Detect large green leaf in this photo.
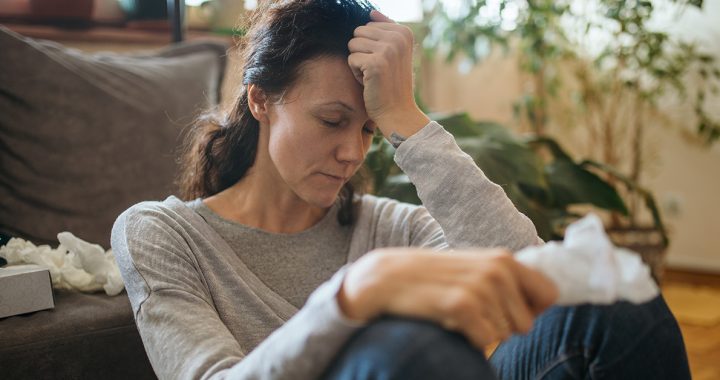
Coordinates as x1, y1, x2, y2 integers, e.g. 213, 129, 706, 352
581, 159, 669, 247
364, 137, 395, 192
503, 184, 556, 241
544, 160, 628, 214
429, 112, 479, 137
431, 112, 516, 140
362, 111, 635, 242
377, 174, 421, 205
457, 137, 547, 189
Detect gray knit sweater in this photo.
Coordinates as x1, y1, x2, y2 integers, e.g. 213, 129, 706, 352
111, 121, 539, 380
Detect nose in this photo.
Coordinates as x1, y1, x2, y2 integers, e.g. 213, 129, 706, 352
335, 128, 366, 166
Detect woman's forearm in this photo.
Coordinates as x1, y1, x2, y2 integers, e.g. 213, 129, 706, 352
393, 121, 539, 251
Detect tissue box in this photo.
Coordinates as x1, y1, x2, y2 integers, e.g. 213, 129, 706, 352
0, 264, 55, 318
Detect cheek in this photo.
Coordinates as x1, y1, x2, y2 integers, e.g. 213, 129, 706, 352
268, 125, 302, 173
267, 120, 326, 178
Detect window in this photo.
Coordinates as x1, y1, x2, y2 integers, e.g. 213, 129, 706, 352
373, 0, 423, 23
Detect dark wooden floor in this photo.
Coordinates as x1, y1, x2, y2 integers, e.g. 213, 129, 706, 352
663, 269, 720, 380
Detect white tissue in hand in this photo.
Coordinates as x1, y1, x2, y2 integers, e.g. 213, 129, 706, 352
0, 233, 124, 296
515, 214, 659, 305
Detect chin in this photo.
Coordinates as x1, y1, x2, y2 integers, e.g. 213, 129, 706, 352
304, 189, 341, 209
313, 194, 340, 209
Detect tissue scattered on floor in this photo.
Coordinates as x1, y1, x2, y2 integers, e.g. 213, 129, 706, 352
515, 213, 659, 305
0, 233, 124, 296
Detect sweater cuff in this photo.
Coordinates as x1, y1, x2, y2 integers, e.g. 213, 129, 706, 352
393, 120, 454, 168
306, 265, 368, 329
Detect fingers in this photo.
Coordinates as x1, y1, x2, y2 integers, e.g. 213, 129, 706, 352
437, 288, 499, 348
345, 9, 419, 129
456, 313, 497, 349
352, 25, 383, 41
370, 9, 395, 23
489, 256, 535, 334
438, 267, 520, 346
354, 24, 413, 43
347, 52, 372, 85
347, 24, 409, 87
476, 287, 513, 340
379, 266, 503, 349
449, 250, 537, 337
500, 285, 535, 334
365, 248, 555, 352
348, 38, 382, 54
514, 262, 559, 315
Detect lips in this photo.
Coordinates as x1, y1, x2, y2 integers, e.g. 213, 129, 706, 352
321, 173, 347, 182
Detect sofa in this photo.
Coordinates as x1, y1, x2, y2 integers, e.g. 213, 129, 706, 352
0, 25, 228, 379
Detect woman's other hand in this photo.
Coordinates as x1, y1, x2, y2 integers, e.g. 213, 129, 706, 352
337, 248, 559, 349
348, 10, 430, 138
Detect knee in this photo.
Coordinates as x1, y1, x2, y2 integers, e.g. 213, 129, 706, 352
544, 294, 685, 348
322, 316, 495, 380
587, 296, 690, 379
491, 295, 689, 380
589, 295, 684, 347
557, 295, 688, 375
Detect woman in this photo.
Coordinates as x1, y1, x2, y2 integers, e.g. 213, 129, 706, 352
111, 1, 690, 379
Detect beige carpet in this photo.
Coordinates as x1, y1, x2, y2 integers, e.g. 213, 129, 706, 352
663, 284, 720, 327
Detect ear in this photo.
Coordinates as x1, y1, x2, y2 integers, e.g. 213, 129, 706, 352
247, 84, 269, 124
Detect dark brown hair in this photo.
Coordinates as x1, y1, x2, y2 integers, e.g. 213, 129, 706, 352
178, 0, 375, 225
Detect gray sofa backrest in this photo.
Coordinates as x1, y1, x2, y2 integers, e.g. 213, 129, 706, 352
0, 26, 228, 247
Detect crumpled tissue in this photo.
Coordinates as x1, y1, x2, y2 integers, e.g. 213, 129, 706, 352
515, 213, 659, 305
0, 233, 124, 296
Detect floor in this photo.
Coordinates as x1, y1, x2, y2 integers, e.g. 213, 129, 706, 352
663, 269, 720, 380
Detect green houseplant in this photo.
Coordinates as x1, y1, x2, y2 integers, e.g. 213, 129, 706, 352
363, 112, 628, 242
416, 0, 720, 278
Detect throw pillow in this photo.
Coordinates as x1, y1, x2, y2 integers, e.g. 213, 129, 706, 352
0, 26, 228, 247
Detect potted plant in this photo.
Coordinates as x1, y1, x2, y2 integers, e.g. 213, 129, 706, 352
418, 0, 720, 280
363, 112, 628, 243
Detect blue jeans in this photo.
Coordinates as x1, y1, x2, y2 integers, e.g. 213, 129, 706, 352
321, 295, 690, 379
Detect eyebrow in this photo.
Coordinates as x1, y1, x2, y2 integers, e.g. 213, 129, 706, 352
315, 101, 355, 113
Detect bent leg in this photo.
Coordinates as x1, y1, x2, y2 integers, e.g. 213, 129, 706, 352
321, 316, 497, 380
489, 295, 690, 380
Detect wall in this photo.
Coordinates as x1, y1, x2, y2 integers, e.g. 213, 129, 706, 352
419, 1, 720, 272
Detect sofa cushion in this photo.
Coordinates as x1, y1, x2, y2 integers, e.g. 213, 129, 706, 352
0, 26, 227, 247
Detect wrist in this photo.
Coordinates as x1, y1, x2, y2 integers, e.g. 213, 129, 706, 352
375, 106, 430, 141
336, 281, 371, 322
336, 256, 386, 322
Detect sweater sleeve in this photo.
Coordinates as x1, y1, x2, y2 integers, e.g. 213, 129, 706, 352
383, 121, 540, 251
112, 204, 364, 380
225, 266, 364, 380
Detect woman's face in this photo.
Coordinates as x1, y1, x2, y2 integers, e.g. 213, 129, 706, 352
261, 55, 376, 208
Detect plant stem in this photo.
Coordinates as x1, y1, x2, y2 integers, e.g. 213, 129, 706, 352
629, 93, 645, 226
533, 68, 547, 135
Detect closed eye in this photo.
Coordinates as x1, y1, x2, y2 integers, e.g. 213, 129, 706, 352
321, 119, 342, 128
320, 117, 375, 135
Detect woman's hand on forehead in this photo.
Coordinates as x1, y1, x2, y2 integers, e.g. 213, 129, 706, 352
348, 10, 430, 140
